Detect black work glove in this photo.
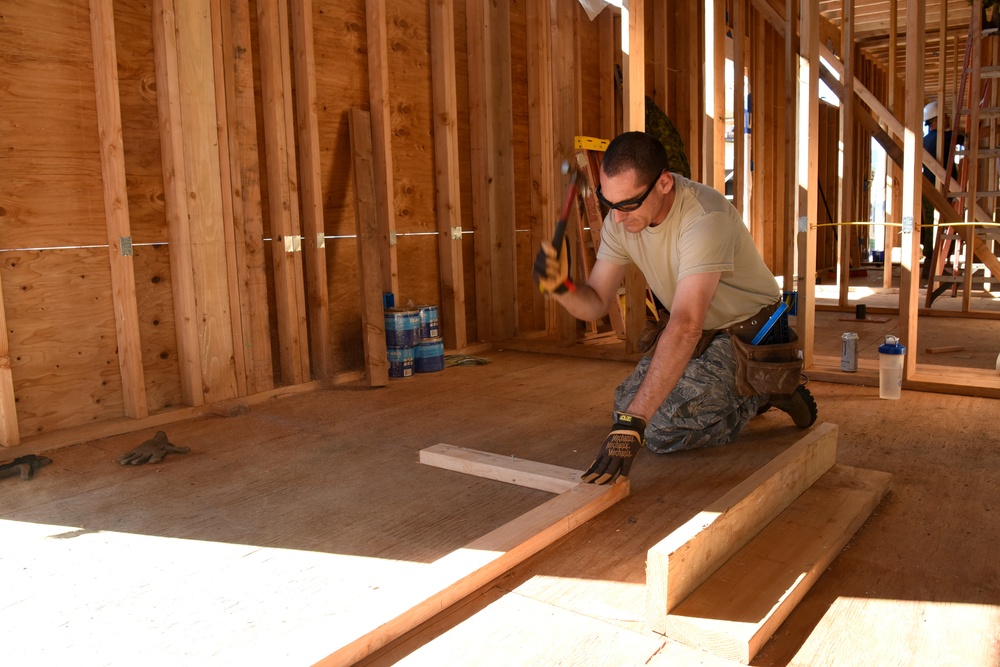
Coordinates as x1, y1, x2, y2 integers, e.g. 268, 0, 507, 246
581, 412, 647, 485
532, 235, 573, 294
118, 431, 190, 465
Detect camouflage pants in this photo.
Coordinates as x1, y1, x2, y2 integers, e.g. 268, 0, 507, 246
613, 333, 762, 454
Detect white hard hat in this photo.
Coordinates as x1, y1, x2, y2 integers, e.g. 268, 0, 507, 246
923, 100, 939, 123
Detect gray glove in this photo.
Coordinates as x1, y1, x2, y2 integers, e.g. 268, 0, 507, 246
118, 431, 190, 465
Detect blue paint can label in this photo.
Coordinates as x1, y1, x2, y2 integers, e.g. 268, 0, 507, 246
414, 337, 445, 373
384, 308, 420, 348
416, 305, 440, 340
387, 346, 414, 378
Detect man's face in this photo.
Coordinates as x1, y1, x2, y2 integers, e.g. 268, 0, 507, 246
598, 168, 674, 234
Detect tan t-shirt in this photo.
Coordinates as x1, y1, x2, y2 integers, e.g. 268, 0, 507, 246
597, 174, 779, 330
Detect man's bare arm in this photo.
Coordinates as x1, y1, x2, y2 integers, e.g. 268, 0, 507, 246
548, 258, 627, 322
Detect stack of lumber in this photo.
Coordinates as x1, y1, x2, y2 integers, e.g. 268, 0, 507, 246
645, 422, 891, 663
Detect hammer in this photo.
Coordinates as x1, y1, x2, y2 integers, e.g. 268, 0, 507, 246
534, 160, 583, 293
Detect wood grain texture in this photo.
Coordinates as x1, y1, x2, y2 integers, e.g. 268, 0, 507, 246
420, 444, 582, 493
660, 464, 892, 664
348, 108, 390, 387
89, 0, 148, 419
646, 422, 839, 632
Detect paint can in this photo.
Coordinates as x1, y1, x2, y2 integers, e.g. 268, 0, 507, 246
414, 337, 445, 373
841, 332, 859, 372
416, 304, 440, 340
384, 308, 420, 348
387, 346, 414, 379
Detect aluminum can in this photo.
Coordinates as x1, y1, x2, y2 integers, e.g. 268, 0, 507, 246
841, 332, 859, 372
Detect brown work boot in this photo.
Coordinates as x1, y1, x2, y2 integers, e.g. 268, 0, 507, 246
768, 384, 818, 428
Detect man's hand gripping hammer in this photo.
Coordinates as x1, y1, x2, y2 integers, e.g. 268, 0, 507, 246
532, 160, 581, 295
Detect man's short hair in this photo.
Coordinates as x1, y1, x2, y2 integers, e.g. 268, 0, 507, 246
601, 131, 670, 186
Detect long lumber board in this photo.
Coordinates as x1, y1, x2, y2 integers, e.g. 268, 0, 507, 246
659, 464, 892, 664
313, 448, 628, 666
646, 422, 839, 632
420, 443, 582, 493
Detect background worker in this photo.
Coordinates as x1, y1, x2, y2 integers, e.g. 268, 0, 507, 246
921, 100, 963, 280
534, 131, 816, 485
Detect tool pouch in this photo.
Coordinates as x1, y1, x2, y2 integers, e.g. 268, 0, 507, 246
728, 302, 803, 397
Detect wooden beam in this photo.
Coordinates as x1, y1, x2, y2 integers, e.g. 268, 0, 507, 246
257, 0, 310, 385
551, 0, 579, 346
429, 0, 467, 351
420, 444, 581, 493
209, 0, 248, 397
214, 0, 274, 395
527, 0, 554, 334
0, 267, 18, 445
598, 8, 616, 142
152, 0, 239, 405
315, 449, 630, 665
89, 0, 148, 419
900, 0, 925, 379
348, 108, 390, 388
290, 0, 332, 378
364, 0, 399, 298
660, 464, 892, 664
151, 0, 203, 406
783, 0, 799, 289
646, 422, 838, 630
621, 0, 646, 354
838, 0, 855, 307
886, 0, 900, 289
733, 0, 746, 218
705, 0, 726, 191
798, 0, 819, 368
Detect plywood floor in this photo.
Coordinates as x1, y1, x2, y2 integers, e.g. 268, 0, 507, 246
1, 349, 998, 666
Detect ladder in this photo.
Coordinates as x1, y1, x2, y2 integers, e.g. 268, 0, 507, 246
926, 4, 1000, 308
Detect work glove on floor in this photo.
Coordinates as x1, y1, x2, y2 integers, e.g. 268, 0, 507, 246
581, 412, 647, 485
532, 236, 573, 295
118, 431, 190, 465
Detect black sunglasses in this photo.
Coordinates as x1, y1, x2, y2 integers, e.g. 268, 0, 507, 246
596, 170, 665, 212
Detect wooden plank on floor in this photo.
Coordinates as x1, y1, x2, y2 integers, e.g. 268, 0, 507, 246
660, 464, 892, 664
0, 267, 18, 446
315, 478, 630, 666
420, 444, 582, 493
646, 422, 838, 632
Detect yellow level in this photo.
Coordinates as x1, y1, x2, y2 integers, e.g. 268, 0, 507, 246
574, 135, 610, 151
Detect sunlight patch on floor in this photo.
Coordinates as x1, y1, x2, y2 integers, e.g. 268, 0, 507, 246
792, 595, 1000, 666
0, 519, 428, 666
